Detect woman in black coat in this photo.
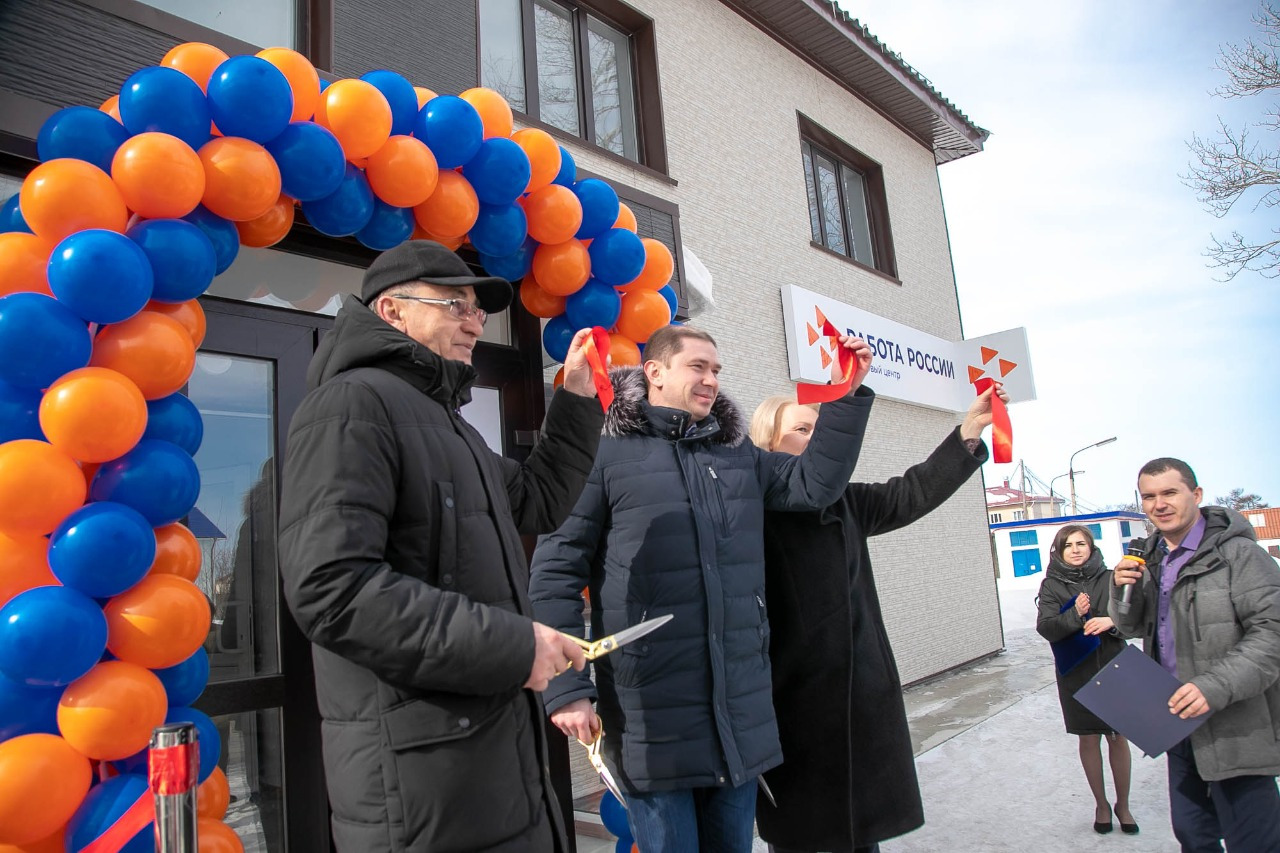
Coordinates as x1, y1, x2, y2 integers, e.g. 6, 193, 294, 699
1036, 524, 1137, 835
747, 385, 1000, 853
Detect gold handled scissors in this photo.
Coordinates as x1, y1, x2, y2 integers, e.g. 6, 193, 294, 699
579, 728, 627, 809
562, 613, 674, 661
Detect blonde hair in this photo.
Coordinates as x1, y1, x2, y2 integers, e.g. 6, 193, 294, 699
749, 395, 818, 450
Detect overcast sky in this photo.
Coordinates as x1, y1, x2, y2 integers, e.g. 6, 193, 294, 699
841, 0, 1280, 510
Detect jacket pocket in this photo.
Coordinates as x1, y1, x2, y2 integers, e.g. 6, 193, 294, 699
435, 482, 458, 588
756, 592, 771, 661
706, 465, 731, 536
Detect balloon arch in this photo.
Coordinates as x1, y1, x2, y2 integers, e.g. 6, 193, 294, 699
0, 42, 675, 850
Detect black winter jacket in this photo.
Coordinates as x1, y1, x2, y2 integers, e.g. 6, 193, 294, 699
278, 296, 603, 852
528, 368, 872, 794
756, 427, 985, 850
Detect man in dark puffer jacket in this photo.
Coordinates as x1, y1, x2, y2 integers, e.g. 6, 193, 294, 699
279, 241, 605, 852
529, 324, 873, 852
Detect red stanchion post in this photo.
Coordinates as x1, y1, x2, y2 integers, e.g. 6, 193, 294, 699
150, 722, 199, 852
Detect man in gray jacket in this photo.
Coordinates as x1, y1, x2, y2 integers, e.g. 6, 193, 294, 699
1114, 457, 1280, 852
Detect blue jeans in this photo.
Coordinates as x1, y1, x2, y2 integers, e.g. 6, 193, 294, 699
626, 780, 757, 853
1167, 737, 1280, 852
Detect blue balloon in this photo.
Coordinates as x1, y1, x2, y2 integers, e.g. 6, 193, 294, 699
143, 393, 204, 455
542, 314, 575, 363
267, 121, 346, 202
127, 218, 217, 303
0, 194, 31, 234
118, 66, 212, 151
49, 502, 157, 599
302, 163, 376, 237
207, 55, 294, 144
111, 746, 148, 776
182, 205, 239, 276
66, 774, 153, 853
573, 179, 620, 240
0, 378, 44, 443
658, 284, 678, 317
356, 199, 415, 251
480, 236, 537, 282
0, 586, 107, 687
0, 671, 61, 740
90, 439, 200, 526
36, 106, 130, 172
0, 293, 92, 391
469, 203, 528, 258
48, 229, 154, 324
414, 95, 483, 169
166, 706, 221, 782
319, 78, 331, 92
153, 647, 209, 708
566, 278, 622, 331
462, 137, 532, 205
599, 789, 631, 839
588, 228, 646, 286
552, 145, 577, 188
362, 70, 418, 136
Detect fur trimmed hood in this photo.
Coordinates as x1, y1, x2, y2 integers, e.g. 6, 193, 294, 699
602, 367, 747, 446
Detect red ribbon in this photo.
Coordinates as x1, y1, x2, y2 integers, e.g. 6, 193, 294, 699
797, 320, 854, 404
581, 326, 615, 412
149, 742, 199, 795
81, 790, 153, 853
973, 377, 1012, 463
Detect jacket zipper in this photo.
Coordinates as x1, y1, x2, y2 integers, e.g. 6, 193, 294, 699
756, 594, 768, 656
707, 465, 730, 533
1188, 585, 1202, 642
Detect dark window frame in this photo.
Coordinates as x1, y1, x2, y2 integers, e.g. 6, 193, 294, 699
485, 0, 668, 175
798, 113, 898, 282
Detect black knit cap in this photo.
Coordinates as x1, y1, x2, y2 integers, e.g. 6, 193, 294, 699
360, 240, 513, 313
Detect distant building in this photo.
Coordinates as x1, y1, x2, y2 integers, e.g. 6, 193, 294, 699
1241, 507, 1280, 559
990, 511, 1150, 580
985, 479, 1065, 524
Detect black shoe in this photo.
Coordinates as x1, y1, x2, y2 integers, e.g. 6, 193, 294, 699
1094, 805, 1113, 834
1115, 803, 1139, 835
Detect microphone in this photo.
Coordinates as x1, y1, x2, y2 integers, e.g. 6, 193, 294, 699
1113, 536, 1148, 617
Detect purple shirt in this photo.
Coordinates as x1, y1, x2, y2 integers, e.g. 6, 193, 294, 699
1156, 515, 1206, 678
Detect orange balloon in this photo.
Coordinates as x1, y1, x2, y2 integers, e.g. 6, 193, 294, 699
196, 818, 244, 853
105, 574, 211, 669
0, 825, 65, 853
413, 86, 438, 109
198, 767, 231, 820
0, 441, 86, 537
613, 202, 637, 233
19, 159, 128, 243
316, 79, 393, 161
111, 132, 205, 219
150, 522, 201, 582
531, 239, 590, 296
57, 660, 167, 761
99, 95, 121, 123
616, 290, 671, 344
144, 299, 206, 349
198, 137, 282, 222
236, 193, 295, 248
0, 532, 56, 608
511, 128, 561, 193
39, 367, 148, 463
411, 224, 464, 250
519, 278, 567, 319
256, 47, 319, 122
460, 87, 514, 139
552, 366, 564, 389
618, 238, 674, 294
523, 184, 582, 245
608, 332, 642, 367
89, 311, 196, 400
366, 136, 439, 208
0, 734, 91, 846
412, 170, 479, 238
0, 233, 55, 297
161, 42, 230, 92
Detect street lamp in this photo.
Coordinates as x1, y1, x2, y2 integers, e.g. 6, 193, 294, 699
1049, 472, 1078, 516
1069, 437, 1117, 515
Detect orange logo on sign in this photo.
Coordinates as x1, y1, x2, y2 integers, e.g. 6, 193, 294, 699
969, 346, 1017, 384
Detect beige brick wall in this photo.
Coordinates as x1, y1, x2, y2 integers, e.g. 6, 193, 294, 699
566, 0, 1002, 681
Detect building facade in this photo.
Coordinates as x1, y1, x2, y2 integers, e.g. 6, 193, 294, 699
986, 479, 1066, 523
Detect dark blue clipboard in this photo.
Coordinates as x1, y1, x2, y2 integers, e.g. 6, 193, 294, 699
1072, 644, 1210, 757
1050, 596, 1100, 675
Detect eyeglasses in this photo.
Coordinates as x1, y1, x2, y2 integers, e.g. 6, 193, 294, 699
391, 295, 488, 326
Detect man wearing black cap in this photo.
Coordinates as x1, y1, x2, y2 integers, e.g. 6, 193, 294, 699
279, 240, 605, 852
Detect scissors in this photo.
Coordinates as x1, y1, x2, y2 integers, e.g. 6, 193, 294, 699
579, 728, 627, 809
562, 613, 674, 661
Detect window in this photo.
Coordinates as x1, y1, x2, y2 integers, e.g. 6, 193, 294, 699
989, 513, 1003, 524
480, 0, 658, 167
1120, 521, 1132, 537
1012, 510, 1026, 521
1010, 530, 1038, 548
129, 0, 297, 48
1251, 514, 1266, 528
1268, 545, 1279, 558
1086, 524, 1103, 540
798, 115, 896, 278
1011, 549, 1043, 577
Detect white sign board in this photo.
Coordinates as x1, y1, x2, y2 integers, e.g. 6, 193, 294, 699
781, 284, 1036, 413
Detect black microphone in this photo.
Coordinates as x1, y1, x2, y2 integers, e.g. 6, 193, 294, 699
1114, 536, 1148, 617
